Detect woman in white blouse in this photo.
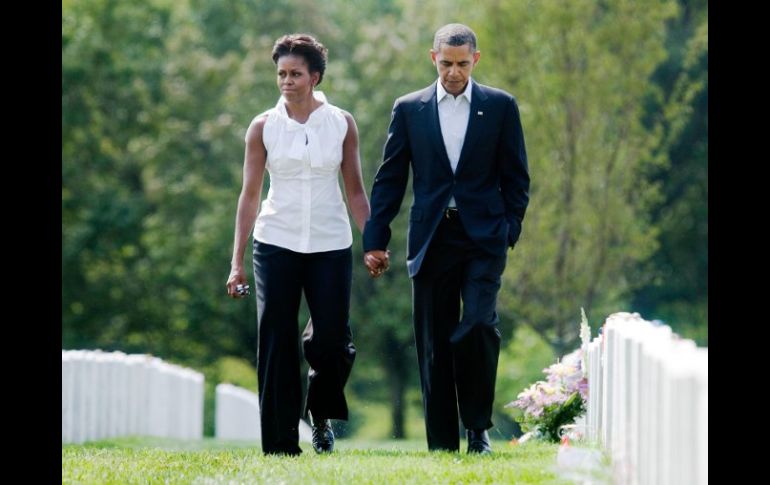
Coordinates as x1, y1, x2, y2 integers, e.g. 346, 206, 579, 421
226, 34, 371, 456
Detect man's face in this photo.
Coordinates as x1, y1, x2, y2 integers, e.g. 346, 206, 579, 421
431, 43, 480, 96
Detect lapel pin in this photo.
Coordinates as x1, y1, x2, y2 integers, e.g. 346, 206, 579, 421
477, 111, 484, 116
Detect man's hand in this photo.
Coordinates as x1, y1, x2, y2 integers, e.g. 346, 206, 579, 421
364, 250, 390, 278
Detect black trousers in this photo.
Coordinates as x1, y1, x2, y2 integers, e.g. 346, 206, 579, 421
412, 215, 506, 451
252, 240, 356, 455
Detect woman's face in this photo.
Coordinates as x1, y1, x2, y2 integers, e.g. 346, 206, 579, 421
276, 54, 319, 101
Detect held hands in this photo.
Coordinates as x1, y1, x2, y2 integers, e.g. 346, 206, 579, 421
226, 268, 250, 298
364, 250, 390, 278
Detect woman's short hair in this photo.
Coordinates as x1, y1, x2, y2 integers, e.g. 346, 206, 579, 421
271, 34, 328, 86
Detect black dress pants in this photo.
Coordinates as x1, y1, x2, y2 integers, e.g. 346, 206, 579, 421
412, 215, 506, 451
252, 240, 356, 455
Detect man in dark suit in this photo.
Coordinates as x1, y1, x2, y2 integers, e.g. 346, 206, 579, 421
363, 23, 529, 454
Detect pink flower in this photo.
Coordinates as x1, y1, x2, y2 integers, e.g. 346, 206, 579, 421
507, 345, 589, 442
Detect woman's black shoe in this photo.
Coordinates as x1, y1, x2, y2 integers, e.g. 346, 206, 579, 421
311, 418, 334, 453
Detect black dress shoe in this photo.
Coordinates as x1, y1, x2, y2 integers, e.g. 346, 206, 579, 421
467, 429, 492, 455
311, 417, 335, 453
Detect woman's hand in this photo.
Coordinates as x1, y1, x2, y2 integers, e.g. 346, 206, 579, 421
226, 267, 248, 298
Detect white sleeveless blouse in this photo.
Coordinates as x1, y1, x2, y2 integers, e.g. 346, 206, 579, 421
249, 91, 353, 253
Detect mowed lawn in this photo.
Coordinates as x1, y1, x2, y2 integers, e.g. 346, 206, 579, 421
62, 437, 571, 484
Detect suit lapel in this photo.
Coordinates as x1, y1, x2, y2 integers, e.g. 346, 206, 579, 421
419, 83, 453, 174
455, 81, 489, 176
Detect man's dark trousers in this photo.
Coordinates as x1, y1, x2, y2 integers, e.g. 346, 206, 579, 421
412, 213, 506, 451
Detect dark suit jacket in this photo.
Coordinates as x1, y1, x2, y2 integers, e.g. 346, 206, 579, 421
363, 80, 530, 278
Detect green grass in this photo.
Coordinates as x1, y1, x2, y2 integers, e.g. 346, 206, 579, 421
62, 437, 571, 484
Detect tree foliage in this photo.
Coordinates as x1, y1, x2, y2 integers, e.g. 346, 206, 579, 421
473, 0, 682, 354
632, 0, 708, 344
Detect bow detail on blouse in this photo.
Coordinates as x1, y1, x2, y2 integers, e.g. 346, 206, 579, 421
276, 91, 328, 168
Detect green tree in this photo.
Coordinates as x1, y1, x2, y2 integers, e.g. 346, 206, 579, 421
63, 0, 175, 354
471, 0, 680, 355
632, 0, 708, 344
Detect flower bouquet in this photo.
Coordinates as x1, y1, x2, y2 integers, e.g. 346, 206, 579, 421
506, 354, 587, 442
506, 309, 592, 443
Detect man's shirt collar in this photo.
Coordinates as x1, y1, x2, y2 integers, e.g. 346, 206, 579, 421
436, 78, 473, 104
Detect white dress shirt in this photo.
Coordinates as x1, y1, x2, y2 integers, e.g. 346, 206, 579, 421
436, 78, 472, 207
249, 91, 353, 253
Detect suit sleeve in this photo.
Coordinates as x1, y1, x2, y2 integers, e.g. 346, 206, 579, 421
499, 96, 530, 248
362, 100, 412, 252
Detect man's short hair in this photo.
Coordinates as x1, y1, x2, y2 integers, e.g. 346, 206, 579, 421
433, 23, 477, 52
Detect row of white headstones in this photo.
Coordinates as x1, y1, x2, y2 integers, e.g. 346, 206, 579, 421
61, 350, 312, 444
61, 350, 204, 443
584, 312, 708, 485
